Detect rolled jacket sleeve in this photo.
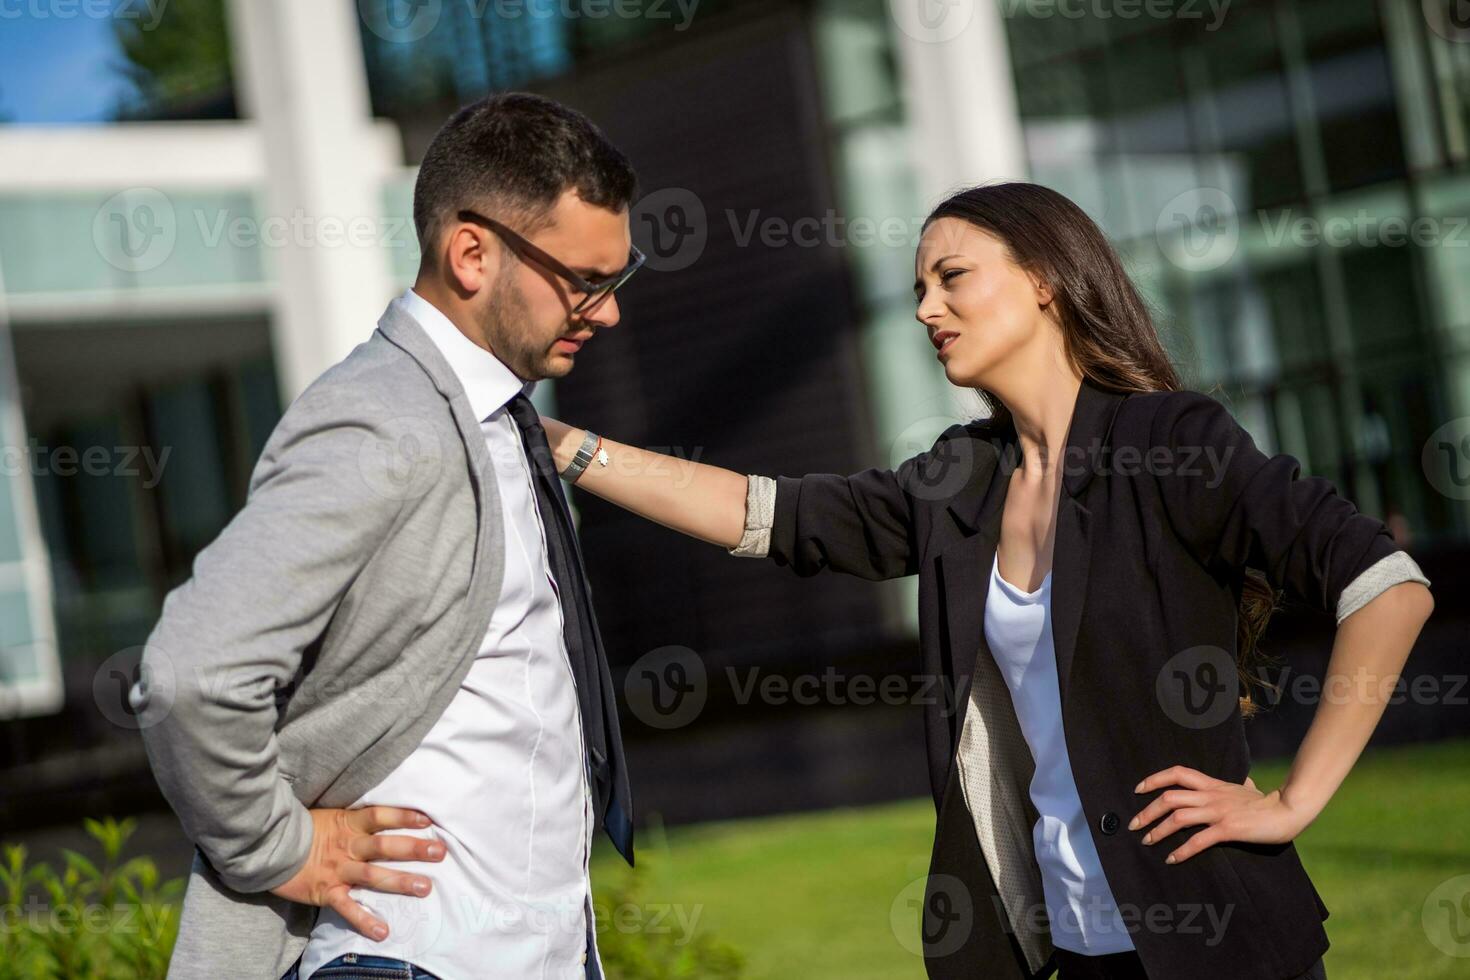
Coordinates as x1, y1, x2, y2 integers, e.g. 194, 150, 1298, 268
1335, 550, 1430, 625
728, 474, 776, 558
730, 423, 969, 580
1150, 391, 1429, 621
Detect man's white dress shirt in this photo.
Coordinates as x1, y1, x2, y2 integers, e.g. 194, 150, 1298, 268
300, 288, 598, 979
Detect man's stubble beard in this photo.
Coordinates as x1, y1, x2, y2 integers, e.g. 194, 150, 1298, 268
480, 261, 556, 382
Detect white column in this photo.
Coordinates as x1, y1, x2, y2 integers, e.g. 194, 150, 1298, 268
225, 0, 404, 401
888, 0, 1028, 202
0, 256, 62, 719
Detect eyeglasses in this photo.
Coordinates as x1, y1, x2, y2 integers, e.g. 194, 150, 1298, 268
457, 209, 645, 317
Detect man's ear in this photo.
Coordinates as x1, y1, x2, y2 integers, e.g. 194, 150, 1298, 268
444, 223, 495, 295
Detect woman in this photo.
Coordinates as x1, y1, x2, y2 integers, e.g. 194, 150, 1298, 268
541, 182, 1433, 979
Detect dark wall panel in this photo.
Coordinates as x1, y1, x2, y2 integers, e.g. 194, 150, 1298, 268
538, 9, 896, 673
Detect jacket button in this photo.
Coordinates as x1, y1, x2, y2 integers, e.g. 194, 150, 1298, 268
1099, 811, 1120, 835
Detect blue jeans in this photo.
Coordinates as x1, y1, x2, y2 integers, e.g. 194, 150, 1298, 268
280, 952, 442, 980
281, 950, 603, 979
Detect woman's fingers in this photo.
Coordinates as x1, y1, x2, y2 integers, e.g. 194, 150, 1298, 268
1134, 765, 1215, 794
1127, 767, 1294, 865
1140, 805, 1219, 845
1128, 787, 1209, 831
1164, 824, 1232, 864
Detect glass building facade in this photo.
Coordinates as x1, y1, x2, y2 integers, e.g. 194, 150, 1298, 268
1003, 0, 1470, 545
1, 0, 1463, 813
1, 181, 297, 719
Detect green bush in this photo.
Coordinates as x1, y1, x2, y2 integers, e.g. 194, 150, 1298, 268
0, 817, 184, 980
594, 856, 745, 980
0, 814, 747, 979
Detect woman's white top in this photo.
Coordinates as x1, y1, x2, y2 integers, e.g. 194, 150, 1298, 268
982, 551, 1136, 955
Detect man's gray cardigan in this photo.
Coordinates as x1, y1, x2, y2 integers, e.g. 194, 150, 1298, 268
132, 299, 510, 979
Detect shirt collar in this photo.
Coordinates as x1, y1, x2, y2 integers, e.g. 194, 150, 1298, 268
398, 287, 534, 421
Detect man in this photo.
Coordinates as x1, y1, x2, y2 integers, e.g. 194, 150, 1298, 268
132, 92, 645, 980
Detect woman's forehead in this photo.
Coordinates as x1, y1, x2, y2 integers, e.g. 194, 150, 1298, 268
916, 219, 997, 263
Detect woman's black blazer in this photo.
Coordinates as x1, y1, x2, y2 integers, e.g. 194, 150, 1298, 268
762, 375, 1406, 980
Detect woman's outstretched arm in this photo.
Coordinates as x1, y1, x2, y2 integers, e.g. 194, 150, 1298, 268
541, 417, 751, 550
542, 416, 975, 580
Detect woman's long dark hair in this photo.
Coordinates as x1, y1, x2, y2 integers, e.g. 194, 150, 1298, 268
924, 181, 1282, 720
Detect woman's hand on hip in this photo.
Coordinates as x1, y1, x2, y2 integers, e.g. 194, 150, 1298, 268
1128, 765, 1318, 864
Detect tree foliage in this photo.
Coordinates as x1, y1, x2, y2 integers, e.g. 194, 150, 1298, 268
111, 0, 234, 120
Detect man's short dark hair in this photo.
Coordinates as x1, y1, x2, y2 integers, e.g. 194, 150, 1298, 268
413, 92, 638, 264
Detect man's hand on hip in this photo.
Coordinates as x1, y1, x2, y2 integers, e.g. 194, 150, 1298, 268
268, 806, 444, 941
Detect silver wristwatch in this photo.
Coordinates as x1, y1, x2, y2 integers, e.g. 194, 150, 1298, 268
560, 429, 608, 483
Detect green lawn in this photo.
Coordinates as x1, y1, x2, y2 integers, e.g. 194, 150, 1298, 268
591, 737, 1470, 979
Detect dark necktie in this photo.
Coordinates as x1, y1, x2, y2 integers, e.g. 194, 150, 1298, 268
505, 391, 634, 864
